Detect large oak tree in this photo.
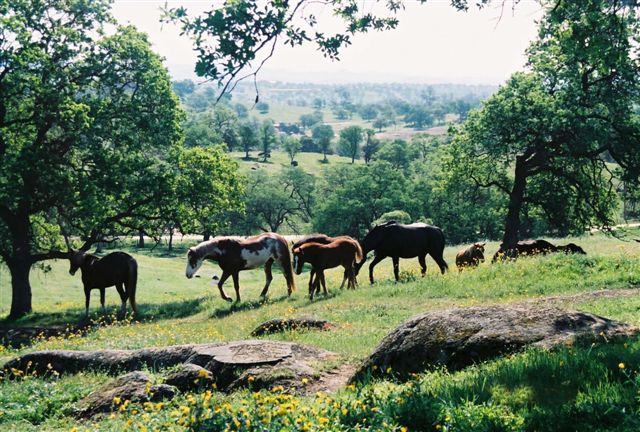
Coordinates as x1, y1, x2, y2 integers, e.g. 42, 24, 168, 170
0, 0, 184, 318
449, 0, 640, 250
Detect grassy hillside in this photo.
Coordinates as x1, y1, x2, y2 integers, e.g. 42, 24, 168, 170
229, 150, 363, 176
1, 232, 640, 430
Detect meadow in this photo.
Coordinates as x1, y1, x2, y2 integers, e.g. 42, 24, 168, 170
2, 232, 640, 431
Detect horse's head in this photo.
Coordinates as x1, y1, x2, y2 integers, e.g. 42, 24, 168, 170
68, 249, 86, 276
472, 242, 486, 262
185, 247, 204, 278
292, 247, 305, 275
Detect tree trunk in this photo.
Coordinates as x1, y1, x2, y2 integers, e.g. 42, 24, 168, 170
137, 231, 145, 248
203, 232, 211, 241
245, 149, 249, 159
323, 151, 327, 162
168, 228, 174, 252
501, 156, 528, 250
8, 255, 32, 319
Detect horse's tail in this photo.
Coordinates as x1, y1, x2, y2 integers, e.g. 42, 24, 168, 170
353, 240, 363, 264
280, 241, 297, 293
128, 258, 138, 315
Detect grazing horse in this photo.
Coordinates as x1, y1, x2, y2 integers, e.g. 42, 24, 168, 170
557, 243, 587, 254
292, 234, 361, 292
455, 242, 486, 271
357, 221, 448, 284
69, 250, 138, 317
492, 239, 559, 262
185, 233, 296, 302
292, 238, 363, 300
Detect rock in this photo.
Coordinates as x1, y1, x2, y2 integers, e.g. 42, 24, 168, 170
251, 317, 334, 336
163, 364, 214, 392
3, 340, 346, 394
75, 371, 175, 418
351, 304, 638, 382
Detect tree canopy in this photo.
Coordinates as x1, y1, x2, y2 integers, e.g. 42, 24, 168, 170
0, 1, 185, 318
450, 0, 640, 249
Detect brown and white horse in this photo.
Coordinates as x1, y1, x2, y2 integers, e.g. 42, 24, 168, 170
185, 233, 296, 302
292, 237, 363, 300
455, 242, 486, 271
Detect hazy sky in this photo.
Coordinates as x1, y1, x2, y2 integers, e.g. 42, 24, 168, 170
112, 0, 544, 84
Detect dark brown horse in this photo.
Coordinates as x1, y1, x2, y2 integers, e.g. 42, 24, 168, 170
292, 234, 360, 292
69, 250, 138, 317
293, 238, 363, 300
557, 243, 587, 254
455, 242, 486, 271
357, 221, 448, 284
185, 233, 296, 302
492, 239, 585, 262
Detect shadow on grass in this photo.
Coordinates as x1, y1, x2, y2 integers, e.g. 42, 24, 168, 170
209, 294, 292, 319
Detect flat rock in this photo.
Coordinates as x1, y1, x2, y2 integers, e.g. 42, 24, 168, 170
75, 371, 175, 418
3, 340, 344, 394
352, 304, 639, 382
251, 317, 334, 336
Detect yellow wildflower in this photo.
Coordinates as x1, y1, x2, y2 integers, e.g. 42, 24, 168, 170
619, 363, 625, 369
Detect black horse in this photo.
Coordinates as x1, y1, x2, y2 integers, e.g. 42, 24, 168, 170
69, 250, 138, 317
357, 221, 448, 284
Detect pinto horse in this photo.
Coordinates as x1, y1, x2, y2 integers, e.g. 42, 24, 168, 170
185, 233, 296, 302
292, 237, 363, 300
455, 242, 486, 271
292, 234, 361, 292
357, 221, 448, 284
69, 250, 138, 317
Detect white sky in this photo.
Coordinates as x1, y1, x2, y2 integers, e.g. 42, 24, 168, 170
112, 0, 544, 84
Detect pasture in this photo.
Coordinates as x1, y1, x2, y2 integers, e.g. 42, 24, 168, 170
2, 232, 640, 430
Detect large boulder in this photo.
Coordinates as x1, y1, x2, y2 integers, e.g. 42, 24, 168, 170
3, 340, 346, 393
352, 304, 638, 382
75, 371, 175, 418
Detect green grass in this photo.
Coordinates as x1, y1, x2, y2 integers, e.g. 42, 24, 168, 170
2, 232, 640, 430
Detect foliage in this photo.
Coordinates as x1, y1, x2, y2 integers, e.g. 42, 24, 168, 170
238, 120, 259, 159
375, 139, 417, 171
242, 167, 315, 233
361, 130, 381, 164
312, 124, 335, 162
172, 146, 245, 237
281, 136, 301, 163
337, 125, 364, 163
449, 0, 640, 247
0, 1, 184, 317
258, 120, 277, 162
313, 161, 409, 237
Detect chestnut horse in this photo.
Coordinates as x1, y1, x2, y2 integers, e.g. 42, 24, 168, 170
292, 234, 361, 292
185, 233, 296, 302
69, 250, 138, 317
292, 238, 363, 300
455, 242, 486, 271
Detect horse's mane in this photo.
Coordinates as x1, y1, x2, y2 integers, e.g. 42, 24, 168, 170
292, 233, 332, 249
190, 236, 250, 257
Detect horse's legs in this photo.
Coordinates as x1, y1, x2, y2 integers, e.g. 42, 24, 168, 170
260, 258, 274, 298
431, 252, 449, 274
318, 270, 328, 295
84, 286, 91, 317
418, 255, 427, 277
232, 272, 241, 303
308, 269, 316, 298
115, 283, 127, 317
100, 288, 106, 314
392, 256, 400, 282
217, 271, 233, 302
339, 268, 349, 289
368, 254, 386, 284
